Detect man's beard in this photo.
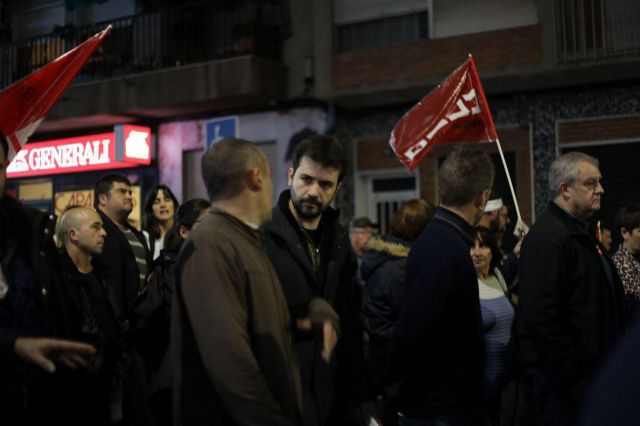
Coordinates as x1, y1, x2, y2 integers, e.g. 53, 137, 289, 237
290, 190, 327, 220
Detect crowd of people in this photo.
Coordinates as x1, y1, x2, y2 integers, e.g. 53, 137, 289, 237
0, 134, 639, 426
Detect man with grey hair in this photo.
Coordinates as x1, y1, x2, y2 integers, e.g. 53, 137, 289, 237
173, 138, 339, 426
389, 147, 494, 426
514, 151, 624, 426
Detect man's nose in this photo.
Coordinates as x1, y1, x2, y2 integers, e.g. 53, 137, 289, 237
307, 182, 320, 197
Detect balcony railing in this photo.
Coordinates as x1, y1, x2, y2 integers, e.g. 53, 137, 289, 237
554, 0, 640, 63
0, 0, 284, 88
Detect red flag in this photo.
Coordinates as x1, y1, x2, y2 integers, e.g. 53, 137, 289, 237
1, 26, 111, 164
389, 55, 497, 171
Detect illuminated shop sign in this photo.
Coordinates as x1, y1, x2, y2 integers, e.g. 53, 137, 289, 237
7, 125, 152, 178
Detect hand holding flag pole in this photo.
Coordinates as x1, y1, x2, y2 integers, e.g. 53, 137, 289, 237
0, 25, 112, 165
389, 54, 526, 234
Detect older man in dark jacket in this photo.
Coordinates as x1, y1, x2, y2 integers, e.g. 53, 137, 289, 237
264, 135, 374, 426
515, 151, 625, 426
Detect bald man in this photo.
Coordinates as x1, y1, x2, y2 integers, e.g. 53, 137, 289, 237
58, 206, 124, 424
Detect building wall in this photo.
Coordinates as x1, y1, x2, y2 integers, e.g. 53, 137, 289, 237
332, 81, 640, 221
331, 25, 542, 90
433, 0, 538, 38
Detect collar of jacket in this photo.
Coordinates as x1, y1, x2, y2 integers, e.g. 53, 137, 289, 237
209, 207, 263, 245
59, 247, 110, 282
97, 208, 134, 244
548, 202, 594, 237
365, 235, 410, 258
97, 208, 151, 258
432, 206, 476, 246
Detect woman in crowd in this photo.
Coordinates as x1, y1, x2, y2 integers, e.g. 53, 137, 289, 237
612, 202, 640, 322
470, 226, 515, 420
142, 185, 179, 260
132, 198, 211, 426
360, 198, 434, 426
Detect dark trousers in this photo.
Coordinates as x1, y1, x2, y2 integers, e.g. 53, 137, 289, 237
517, 366, 577, 426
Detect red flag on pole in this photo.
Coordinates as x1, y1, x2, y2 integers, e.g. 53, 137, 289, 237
389, 54, 497, 171
0, 25, 112, 164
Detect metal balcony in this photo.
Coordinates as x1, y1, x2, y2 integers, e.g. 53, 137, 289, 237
0, 0, 286, 88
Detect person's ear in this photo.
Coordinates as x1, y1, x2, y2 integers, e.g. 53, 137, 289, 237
559, 182, 571, 200
287, 167, 294, 186
68, 228, 79, 244
247, 167, 263, 192
475, 189, 490, 210
179, 224, 189, 240
98, 193, 108, 207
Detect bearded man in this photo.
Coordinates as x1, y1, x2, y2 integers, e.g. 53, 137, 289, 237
264, 135, 377, 426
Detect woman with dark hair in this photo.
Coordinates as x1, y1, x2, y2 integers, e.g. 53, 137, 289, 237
142, 185, 179, 260
132, 198, 211, 426
612, 202, 640, 321
360, 198, 435, 426
470, 226, 515, 413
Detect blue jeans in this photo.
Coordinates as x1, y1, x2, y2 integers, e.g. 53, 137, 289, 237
398, 413, 469, 426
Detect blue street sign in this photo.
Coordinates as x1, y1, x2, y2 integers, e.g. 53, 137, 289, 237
204, 116, 239, 151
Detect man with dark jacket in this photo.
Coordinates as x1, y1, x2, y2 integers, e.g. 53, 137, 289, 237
389, 147, 494, 426
94, 173, 153, 426
514, 151, 625, 425
94, 174, 150, 316
174, 138, 338, 426
58, 206, 124, 425
0, 139, 95, 425
264, 135, 375, 426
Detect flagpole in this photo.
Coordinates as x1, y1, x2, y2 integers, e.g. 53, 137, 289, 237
494, 137, 522, 225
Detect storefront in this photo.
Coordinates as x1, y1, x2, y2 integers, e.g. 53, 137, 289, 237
6, 124, 157, 229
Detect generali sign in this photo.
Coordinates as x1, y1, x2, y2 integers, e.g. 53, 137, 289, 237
7, 125, 152, 178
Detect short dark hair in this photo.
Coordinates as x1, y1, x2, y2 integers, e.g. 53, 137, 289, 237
164, 198, 211, 252
292, 135, 348, 182
389, 199, 435, 243
142, 185, 179, 240
615, 203, 640, 236
350, 217, 374, 231
94, 174, 131, 208
201, 138, 267, 201
475, 226, 502, 274
438, 147, 494, 207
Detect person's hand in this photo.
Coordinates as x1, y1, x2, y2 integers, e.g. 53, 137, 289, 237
296, 318, 338, 362
14, 337, 96, 373
359, 400, 382, 426
513, 219, 529, 239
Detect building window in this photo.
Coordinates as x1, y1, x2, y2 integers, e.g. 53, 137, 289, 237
336, 11, 429, 52
555, 0, 640, 62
